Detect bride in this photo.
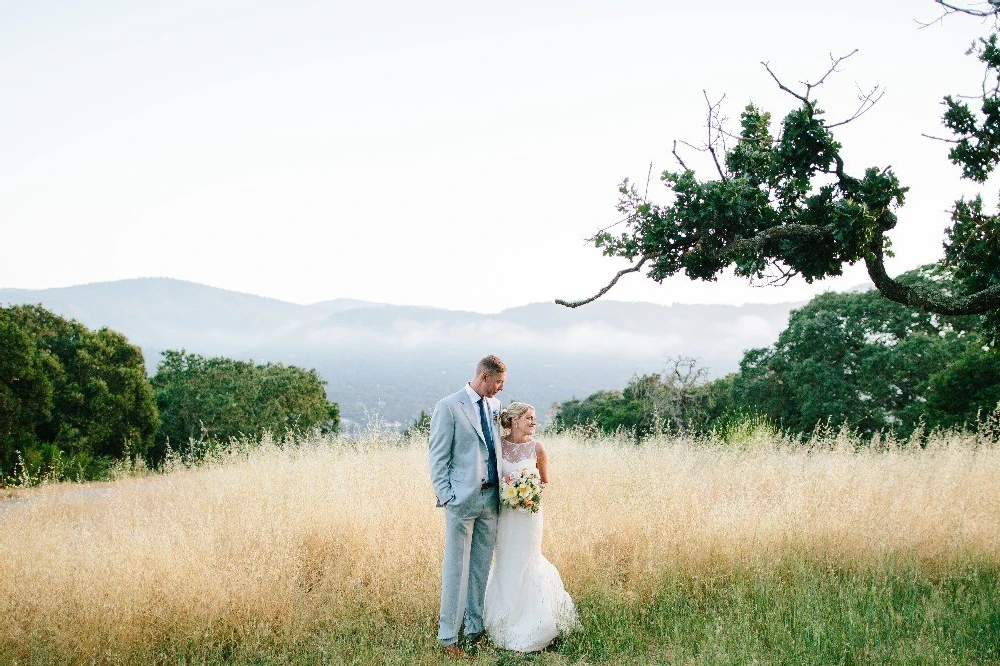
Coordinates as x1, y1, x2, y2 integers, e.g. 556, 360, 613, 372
484, 401, 579, 652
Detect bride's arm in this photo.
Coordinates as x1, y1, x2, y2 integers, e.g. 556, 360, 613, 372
536, 440, 550, 487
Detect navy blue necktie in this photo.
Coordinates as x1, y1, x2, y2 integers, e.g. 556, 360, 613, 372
478, 397, 498, 485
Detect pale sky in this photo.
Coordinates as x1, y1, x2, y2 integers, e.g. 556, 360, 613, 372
2, 1, 993, 312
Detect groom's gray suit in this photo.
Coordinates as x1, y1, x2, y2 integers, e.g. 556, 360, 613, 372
429, 384, 502, 647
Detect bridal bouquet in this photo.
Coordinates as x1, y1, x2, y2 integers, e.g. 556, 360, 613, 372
500, 466, 543, 513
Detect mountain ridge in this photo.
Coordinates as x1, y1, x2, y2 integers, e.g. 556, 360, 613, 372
1, 278, 808, 429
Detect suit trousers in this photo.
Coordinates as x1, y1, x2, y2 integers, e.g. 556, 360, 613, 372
438, 485, 499, 646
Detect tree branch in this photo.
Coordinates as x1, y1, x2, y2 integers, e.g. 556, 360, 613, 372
921, 132, 961, 143
934, 0, 996, 18
561, 222, 1000, 315
556, 225, 838, 308
702, 90, 728, 180
763, 50, 860, 108
555, 257, 648, 308
865, 228, 1000, 314
918, 1, 999, 28
827, 84, 885, 128
808, 51, 859, 97
582, 215, 630, 245
727, 223, 837, 255
762, 260, 797, 286
671, 140, 690, 171
762, 61, 809, 105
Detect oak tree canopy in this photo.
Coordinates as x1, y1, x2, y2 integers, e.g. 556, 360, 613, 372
558, 1, 1000, 339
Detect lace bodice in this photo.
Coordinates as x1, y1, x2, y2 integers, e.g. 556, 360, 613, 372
501, 438, 536, 476
501, 438, 535, 463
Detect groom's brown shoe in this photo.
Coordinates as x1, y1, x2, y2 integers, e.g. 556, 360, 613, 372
442, 644, 467, 659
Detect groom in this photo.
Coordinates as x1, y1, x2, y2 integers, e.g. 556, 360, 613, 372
428, 354, 506, 657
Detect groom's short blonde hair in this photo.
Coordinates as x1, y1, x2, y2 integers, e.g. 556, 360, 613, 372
476, 354, 507, 377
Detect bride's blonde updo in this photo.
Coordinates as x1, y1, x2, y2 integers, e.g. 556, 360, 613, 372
499, 401, 534, 435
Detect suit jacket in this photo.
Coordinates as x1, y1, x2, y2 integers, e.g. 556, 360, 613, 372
428, 386, 502, 508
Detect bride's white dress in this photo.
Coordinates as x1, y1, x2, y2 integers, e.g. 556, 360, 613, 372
484, 439, 579, 652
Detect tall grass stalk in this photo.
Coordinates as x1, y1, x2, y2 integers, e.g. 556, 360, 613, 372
0, 430, 997, 664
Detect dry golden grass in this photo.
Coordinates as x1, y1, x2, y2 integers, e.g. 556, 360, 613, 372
0, 430, 998, 662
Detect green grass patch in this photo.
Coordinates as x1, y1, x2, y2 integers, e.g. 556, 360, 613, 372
560, 561, 1000, 665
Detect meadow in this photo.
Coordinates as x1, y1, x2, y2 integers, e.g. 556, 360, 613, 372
0, 426, 998, 665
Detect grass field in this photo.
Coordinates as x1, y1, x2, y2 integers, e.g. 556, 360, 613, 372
0, 428, 998, 665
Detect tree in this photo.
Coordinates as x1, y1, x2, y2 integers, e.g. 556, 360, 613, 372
0, 315, 55, 475
729, 266, 989, 435
0, 305, 158, 480
402, 410, 432, 438
617, 357, 715, 434
151, 351, 340, 456
553, 389, 644, 437
557, 3, 1000, 337
554, 266, 1000, 439
922, 345, 1000, 429
553, 357, 724, 438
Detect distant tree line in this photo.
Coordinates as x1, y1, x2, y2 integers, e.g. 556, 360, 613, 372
0, 305, 340, 484
554, 266, 1000, 440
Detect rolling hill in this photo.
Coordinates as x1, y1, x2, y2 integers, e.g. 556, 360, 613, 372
1, 278, 803, 429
